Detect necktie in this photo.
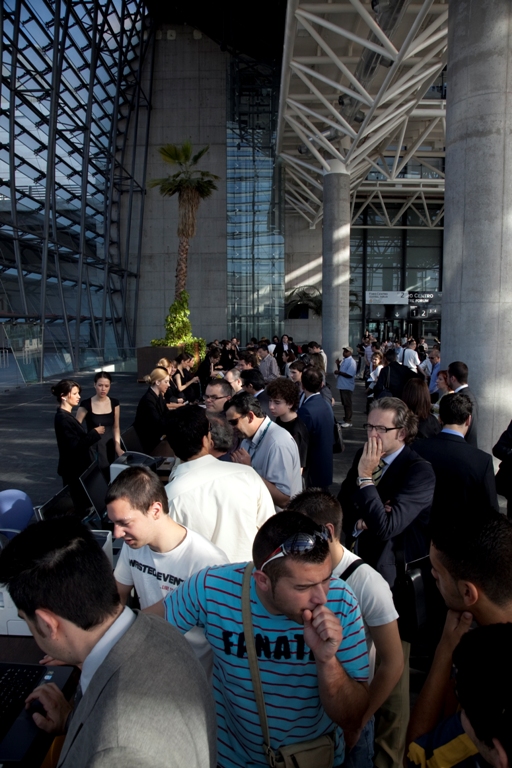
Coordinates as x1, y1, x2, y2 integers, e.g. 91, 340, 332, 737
372, 459, 386, 486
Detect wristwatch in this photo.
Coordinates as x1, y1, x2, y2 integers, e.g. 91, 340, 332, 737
356, 477, 373, 487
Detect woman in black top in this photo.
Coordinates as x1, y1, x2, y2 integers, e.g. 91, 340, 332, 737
274, 334, 299, 374
52, 379, 104, 509
402, 378, 441, 440
156, 358, 185, 410
173, 352, 200, 402
76, 371, 123, 479
133, 368, 172, 454
267, 378, 309, 471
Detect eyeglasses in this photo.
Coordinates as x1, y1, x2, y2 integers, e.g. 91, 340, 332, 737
363, 423, 400, 433
227, 415, 243, 426
204, 394, 228, 401
259, 528, 331, 571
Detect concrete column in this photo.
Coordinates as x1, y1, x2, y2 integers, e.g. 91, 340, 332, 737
322, 160, 350, 370
442, 0, 512, 453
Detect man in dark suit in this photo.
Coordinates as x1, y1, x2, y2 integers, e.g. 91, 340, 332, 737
339, 396, 434, 587
374, 349, 418, 400
413, 393, 498, 519
240, 369, 272, 418
0, 518, 217, 768
338, 397, 435, 768
298, 366, 334, 489
447, 361, 478, 447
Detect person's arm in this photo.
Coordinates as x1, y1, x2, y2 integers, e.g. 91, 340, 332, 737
58, 412, 103, 450
255, 475, 277, 526
261, 478, 290, 508
303, 605, 369, 732
492, 420, 512, 459
115, 580, 133, 606
268, 356, 280, 381
143, 599, 165, 617
407, 610, 473, 746
362, 621, 403, 722
113, 404, 123, 457
174, 372, 198, 393
484, 455, 499, 512
163, 569, 207, 632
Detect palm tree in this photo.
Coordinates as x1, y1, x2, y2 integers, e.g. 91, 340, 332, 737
149, 141, 219, 297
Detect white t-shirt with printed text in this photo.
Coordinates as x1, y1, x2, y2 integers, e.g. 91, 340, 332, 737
114, 526, 228, 674
332, 548, 398, 682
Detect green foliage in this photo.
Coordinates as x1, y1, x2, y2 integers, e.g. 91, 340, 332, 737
150, 291, 206, 358
147, 142, 220, 201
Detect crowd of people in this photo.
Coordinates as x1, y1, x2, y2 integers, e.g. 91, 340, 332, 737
3, 332, 511, 767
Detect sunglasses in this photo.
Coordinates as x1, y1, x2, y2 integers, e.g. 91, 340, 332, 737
259, 528, 331, 571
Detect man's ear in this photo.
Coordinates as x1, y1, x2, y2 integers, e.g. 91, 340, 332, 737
325, 522, 336, 542
34, 608, 60, 638
253, 569, 272, 594
458, 580, 479, 607
150, 501, 164, 520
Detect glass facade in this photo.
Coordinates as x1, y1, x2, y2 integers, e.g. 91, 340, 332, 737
226, 57, 284, 343
0, 0, 152, 383
349, 204, 443, 347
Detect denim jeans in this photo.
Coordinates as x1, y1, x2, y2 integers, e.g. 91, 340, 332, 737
343, 717, 375, 768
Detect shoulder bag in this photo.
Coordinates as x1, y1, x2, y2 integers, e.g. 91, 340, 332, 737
242, 562, 335, 768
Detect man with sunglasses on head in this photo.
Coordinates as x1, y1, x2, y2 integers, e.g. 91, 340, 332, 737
338, 397, 434, 768
159, 511, 369, 768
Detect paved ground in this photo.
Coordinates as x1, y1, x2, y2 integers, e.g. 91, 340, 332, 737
0, 372, 368, 507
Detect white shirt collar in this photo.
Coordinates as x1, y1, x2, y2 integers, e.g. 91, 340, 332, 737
454, 384, 468, 393
80, 606, 136, 694
303, 392, 321, 405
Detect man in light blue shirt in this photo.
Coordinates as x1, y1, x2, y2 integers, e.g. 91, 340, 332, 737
335, 346, 357, 428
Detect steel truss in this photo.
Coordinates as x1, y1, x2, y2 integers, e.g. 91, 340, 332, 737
0, 0, 154, 379
278, 0, 447, 227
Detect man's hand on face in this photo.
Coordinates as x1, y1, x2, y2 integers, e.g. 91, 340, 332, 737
439, 609, 473, 655
357, 435, 385, 477
25, 682, 73, 734
302, 605, 342, 664
231, 448, 252, 466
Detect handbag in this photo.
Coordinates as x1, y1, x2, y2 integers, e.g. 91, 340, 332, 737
242, 563, 335, 768
392, 541, 446, 645
333, 420, 344, 454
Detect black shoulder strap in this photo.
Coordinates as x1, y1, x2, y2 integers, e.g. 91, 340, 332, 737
339, 558, 365, 581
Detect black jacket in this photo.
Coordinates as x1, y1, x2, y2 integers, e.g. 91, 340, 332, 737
414, 431, 498, 517
133, 388, 169, 454
374, 362, 418, 400
339, 444, 434, 587
456, 386, 478, 447
54, 409, 101, 483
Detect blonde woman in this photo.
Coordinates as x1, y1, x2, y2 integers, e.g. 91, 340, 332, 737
133, 368, 171, 453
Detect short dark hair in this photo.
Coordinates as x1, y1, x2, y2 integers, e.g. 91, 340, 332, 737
253, 512, 330, 588
241, 351, 259, 368
257, 343, 268, 352
287, 488, 343, 540
439, 392, 473, 425
241, 369, 265, 391
0, 518, 120, 627
51, 379, 81, 401
369, 397, 418, 443
301, 366, 323, 393
205, 378, 233, 398
207, 414, 233, 452
308, 341, 320, 350
453, 624, 512, 761
401, 379, 432, 421
289, 360, 305, 373
266, 378, 300, 410
175, 352, 193, 365
106, 466, 169, 515
384, 349, 397, 363
431, 510, 512, 606
94, 371, 112, 383
166, 405, 210, 460
224, 391, 264, 418
447, 361, 469, 384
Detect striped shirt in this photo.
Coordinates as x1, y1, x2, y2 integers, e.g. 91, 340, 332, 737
164, 563, 369, 768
